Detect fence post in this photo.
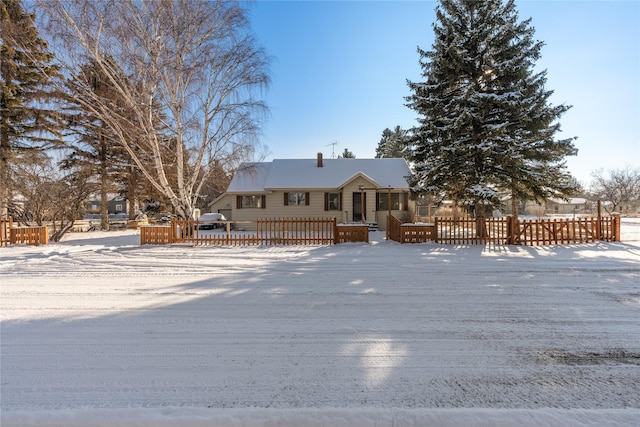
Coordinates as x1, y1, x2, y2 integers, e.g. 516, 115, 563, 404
612, 213, 621, 242
386, 215, 389, 241
42, 226, 49, 245
596, 200, 603, 239
1, 218, 11, 247
434, 217, 439, 243
506, 215, 515, 245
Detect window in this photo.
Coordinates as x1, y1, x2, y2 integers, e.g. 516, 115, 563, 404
324, 193, 341, 211
284, 192, 309, 206
115, 203, 123, 212
237, 195, 265, 209
377, 192, 408, 211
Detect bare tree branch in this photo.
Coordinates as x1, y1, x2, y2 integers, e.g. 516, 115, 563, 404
590, 167, 640, 214
39, 0, 269, 217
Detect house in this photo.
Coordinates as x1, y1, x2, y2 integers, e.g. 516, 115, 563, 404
208, 153, 414, 231
85, 196, 129, 216
545, 197, 591, 216
497, 196, 596, 218
499, 197, 546, 217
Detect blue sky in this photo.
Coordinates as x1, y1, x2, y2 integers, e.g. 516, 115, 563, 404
249, 0, 639, 186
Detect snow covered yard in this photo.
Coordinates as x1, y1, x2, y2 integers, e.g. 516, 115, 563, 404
1, 219, 639, 426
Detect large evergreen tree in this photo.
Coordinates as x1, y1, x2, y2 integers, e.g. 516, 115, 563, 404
406, 0, 578, 229
62, 59, 144, 230
0, 0, 63, 217
375, 125, 408, 159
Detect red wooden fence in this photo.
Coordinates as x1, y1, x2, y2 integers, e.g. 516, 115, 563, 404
388, 216, 435, 243
1, 217, 12, 247
335, 224, 369, 244
10, 226, 49, 246
140, 217, 364, 246
257, 217, 336, 245
0, 218, 49, 246
435, 216, 510, 245
387, 215, 620, 246
434, 215, 620, 245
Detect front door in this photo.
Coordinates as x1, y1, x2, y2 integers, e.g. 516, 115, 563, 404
352, 192, 366, 222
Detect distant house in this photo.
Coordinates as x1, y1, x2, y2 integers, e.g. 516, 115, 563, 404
208, 154, 414, 231
499, 197, 546, 217
545, 198, 590, 216
85, 196, 129, 216
497, 196, 594, 218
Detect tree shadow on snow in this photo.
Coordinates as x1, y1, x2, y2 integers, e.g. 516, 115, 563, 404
2, 239, 639, 412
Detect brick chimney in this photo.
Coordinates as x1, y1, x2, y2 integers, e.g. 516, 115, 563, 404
317, 152, 323, 168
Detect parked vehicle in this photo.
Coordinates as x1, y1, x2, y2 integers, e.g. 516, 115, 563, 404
157, 213, 176, 224
197, 213, 227, 230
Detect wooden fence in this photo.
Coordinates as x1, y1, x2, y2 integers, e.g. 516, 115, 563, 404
402, 223, 436, 243
140, 225, 175, 245
335, 224, 369, 244
1, 217, 12, 247
140, 217, 370, 246
10, 226, 49, 245
435, 216, 511, 245
388, 216, 435, 243
256, 217, 336, 245
388, 215, 402, 243
0, 218, 49, 246
387, 214, 620, 246
435, 215, 620, 245
1, 215, 622, 248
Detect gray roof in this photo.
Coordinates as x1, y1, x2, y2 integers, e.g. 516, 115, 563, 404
227, 158, 411, 193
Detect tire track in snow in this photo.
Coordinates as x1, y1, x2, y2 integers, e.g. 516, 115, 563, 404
2, 239, 640, 411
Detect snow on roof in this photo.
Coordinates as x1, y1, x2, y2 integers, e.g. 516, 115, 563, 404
226, 162, 271, 193
227, 158, 411, 192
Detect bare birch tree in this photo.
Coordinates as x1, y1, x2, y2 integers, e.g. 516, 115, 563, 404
40, 0, 269, 217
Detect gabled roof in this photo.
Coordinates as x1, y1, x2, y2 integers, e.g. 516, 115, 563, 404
227, 158, 410, 193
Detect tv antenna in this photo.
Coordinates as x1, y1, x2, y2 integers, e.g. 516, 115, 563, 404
326, 141, 338, 158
